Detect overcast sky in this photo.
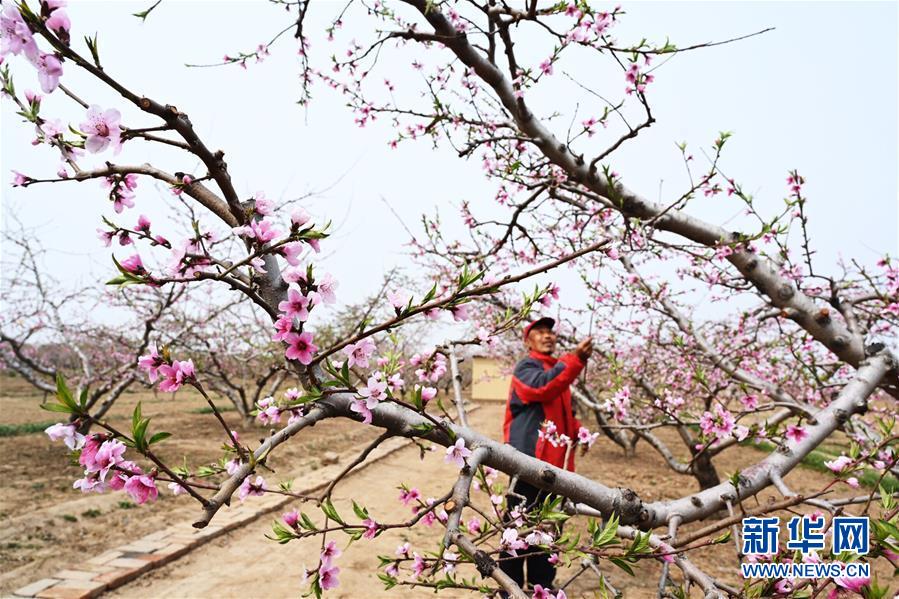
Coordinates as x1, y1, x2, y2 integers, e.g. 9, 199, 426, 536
1, 1, 896, 339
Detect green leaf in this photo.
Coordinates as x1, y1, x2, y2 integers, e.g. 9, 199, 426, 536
290, 391, 322, 405
410, 422, 434, 435
422, 282, 438, 303
627, 531, 651, 555
596, 573, 611, 599
562, 531, 581, 552
0, 64, 16, 97
83, 33, 102, 69
377, 573, 398, 590
411, 386, 423, 411
132, 0, 163, 21
196, 465, 217, 477
377, 555, 393, 567
871, 519, 899, 543
132, 401, 142, 434
592, 512, 619, 547
346, 529, 364, 541
300, 512, 318, 532
148, 431, 171, 446
321, 498, 343, 524
713, 530, 732, 544
609, 557, 635, 576
40, 402, 75, 414
55, 373, 77, 411
131, 402, 152, 450
352, 500, 368, 520
266, 520, 297, 544
134, 418, 150, 450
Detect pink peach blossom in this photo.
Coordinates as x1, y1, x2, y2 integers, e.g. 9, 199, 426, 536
282, 509, 299, 528
318, 563, 340, 590
45, 422, 85, 450
124, 474, 158, 504
119, 254, 145, 275
45, 8, 70, 33
138, 346, 163, 382
157, 359, 195, 392
291, 207, 311, 227
825, 455, 853, 473
320, 540, 341, 564
785, 424, 808, 443
1, 5, 37, 59
284, 331, 317, 364
316, 272, 338, 304
398, 487, 420, 506
444, 438, 472, 469
361, 517, 378, 539
237, 475, 267, 501
80, 105, 122, 153
343, 338, 376, 368
92, 439, 126, 481
278, 287, 311, 321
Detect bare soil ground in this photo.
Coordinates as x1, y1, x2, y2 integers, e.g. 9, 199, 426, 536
0, 375, 380, 595
2, 376, 892, 598
106, 403, 892, 599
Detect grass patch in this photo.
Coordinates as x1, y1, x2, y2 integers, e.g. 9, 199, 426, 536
745, 440, 899, 493
61, 514, 77, 522
0, 421, 57, 437
190, 404, 237, 414
81, 509, 102, 518
118, 500, 136, 510
3, 541, 38, 550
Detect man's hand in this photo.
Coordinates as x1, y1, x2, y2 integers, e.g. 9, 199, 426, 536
574, 337, 594, 362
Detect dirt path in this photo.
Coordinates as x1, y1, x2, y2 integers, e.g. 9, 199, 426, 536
95, 401, 892, 598
107, 405, 505, 599
0, 383, 380, 595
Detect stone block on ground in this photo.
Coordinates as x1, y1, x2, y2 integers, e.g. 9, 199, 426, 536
91, 567, 145, 586
34, 578, 106, 599
117, 539, 169, 553
12, 578, 61, 598
85, 550, 123, 566
105, 557, 152, 570
11, 430, 425, 597
152, 542, 189, 558
190, 524, 223, 539
52, 571, 97, 581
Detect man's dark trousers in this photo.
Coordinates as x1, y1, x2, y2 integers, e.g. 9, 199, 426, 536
498, 479, 555, 589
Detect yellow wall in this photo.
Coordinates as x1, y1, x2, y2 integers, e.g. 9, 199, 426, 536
471, 357, 509, 402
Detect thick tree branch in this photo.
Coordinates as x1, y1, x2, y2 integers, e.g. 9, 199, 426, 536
24, 164, 239, 228
401, 0, 895, 395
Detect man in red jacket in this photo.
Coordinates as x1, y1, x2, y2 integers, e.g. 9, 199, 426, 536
500, 316, 593, 592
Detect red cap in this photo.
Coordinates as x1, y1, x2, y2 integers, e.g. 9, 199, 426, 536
523, 317, 555, 341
